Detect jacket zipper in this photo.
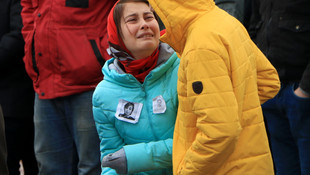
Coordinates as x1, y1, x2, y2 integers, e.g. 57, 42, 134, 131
141, 84, 159, 141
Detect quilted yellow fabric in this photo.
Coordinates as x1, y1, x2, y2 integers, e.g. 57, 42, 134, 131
148, 0, 281, 174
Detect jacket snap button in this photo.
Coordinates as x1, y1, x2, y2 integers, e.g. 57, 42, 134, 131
41, 92, 45, 96
38, 13, 41, 17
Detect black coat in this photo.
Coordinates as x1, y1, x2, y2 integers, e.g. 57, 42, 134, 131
0, 0, 34, 117
249, 0, 310, 94
0, 106, 9, 175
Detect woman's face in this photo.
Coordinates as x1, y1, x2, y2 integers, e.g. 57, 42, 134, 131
124, 104, 134, 115
120, 2, 160, 59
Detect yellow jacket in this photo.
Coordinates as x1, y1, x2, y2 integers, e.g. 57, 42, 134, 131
148, 0, 280, 174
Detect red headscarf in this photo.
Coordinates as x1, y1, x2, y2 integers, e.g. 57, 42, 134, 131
107, 0, 129, 53
107, 0, 160, 83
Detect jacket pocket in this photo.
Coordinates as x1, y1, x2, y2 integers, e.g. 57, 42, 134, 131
89, 40, 105, 67
278, 17, 310, 33
56, 29, 103, 86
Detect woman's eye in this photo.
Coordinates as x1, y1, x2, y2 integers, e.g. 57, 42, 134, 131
145, 16, 154, 20
126, 18, 137, 22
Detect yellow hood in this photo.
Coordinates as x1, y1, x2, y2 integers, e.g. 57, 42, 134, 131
149, 0, 215, 54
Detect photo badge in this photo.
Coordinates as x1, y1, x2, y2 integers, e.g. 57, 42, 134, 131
152, 95, 166, 114
115, 99, 143, 124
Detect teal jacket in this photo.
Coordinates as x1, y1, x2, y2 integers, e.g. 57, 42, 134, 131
92, 43, 179, 175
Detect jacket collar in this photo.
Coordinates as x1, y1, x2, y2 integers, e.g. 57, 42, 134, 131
103, 43, 177, 86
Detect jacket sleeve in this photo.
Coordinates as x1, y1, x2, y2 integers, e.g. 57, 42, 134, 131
247, 0, 261, 39
92, 104, 125, 175
178, 50, 241, 175
300, 61, 310, 95
20, 0, 35, 41
124, 138, 173, 174
254, 43, 280, 104
0, 0, 24, 67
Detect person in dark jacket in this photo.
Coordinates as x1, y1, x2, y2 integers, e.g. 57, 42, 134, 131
20, 0, 117, 174
215, 0, 245, 24
249, 0, 310, 174
0, 105, 9, 175
0, 0, 38, 174
214, 0, 252, 28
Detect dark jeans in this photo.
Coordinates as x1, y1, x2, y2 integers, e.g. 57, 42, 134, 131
262, 83, 310, 175
34, 91, 100, 175
4, 117, 38, 175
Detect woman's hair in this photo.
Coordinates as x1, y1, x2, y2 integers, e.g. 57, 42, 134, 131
124, 102, 134, 112
113, 0, 159, 40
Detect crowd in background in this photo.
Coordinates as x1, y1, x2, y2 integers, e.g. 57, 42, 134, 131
0, 0, 309, 174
